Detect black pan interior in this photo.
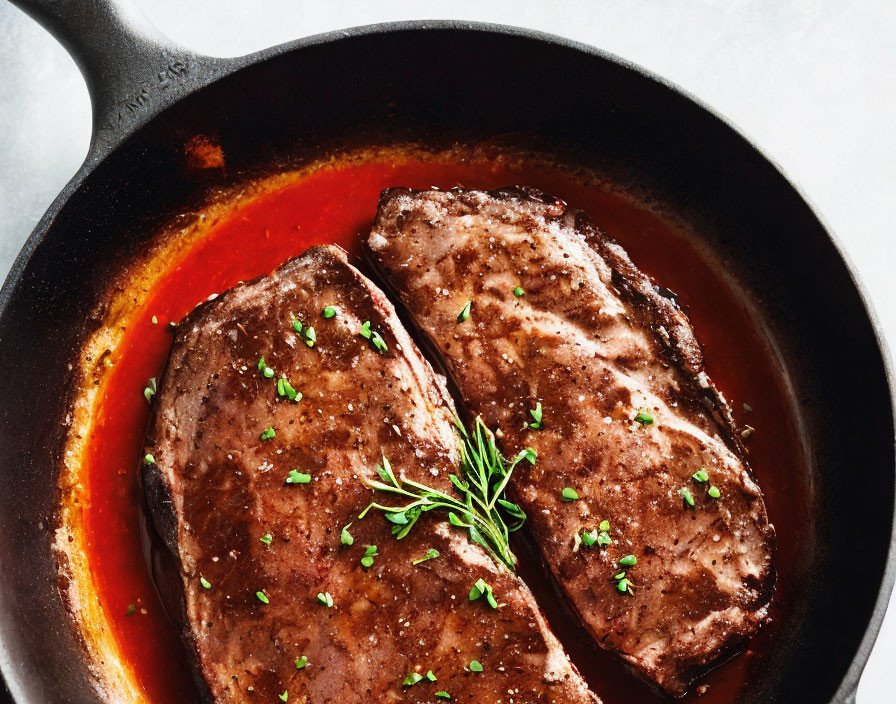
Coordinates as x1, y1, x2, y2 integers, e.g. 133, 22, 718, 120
0, 26, 892, 704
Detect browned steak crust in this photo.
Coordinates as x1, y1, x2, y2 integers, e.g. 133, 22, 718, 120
367, 188, 776, 695
141, 245, 598, 703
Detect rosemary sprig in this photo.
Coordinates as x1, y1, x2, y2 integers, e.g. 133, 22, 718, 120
359, 417, 534, 570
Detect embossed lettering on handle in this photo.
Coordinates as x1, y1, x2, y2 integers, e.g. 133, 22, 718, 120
9, 0, 229, 160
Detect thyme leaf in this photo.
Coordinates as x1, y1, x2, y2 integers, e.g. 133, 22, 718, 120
360, 417, 533, 570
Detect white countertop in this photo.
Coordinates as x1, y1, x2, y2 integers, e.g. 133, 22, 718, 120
1, 1, 893, 701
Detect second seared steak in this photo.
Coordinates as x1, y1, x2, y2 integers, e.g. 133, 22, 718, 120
142, 245, 597, 703
367, 187, 776, 695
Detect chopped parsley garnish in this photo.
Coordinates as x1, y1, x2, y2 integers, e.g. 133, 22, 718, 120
143, 453, 155, 465
679, 486, 695, 508
615, 576, 635, 595
634, 410, 654, 426
403, 672, 424, 687
258, 356, 275, 378
276, 376, 301, 402
322, 306, 337, 319
286, 469, 311, 485
561, 487, 579, 501
619, 554, 637, 566
340, 524, 354, 546
582, 523, 612, 548
513, 286, 525, 297
469, 660, 484, 672
708, 485, 721, 499
200, 576, 211, 589
256, 591, 269, 604
151, 315, 158, 324
361, 545, 378, 568
359, 320, 388, 354
143, 377, 157, 404
316, 592, 334, 608
295, 655, 309, 669
529, 401, 543, 429
260, 533, 273, 545
692, 468, 709, 483
412, 548, 440, 565
427, 670, 437, 681
260, 427, 276, 441
279, 692, 288, 702
125, 603, 136, 617
359, 417, 532, 570
457, 300, 472, 322
291, 318, 315, 347
435, 692, 451, 700
469, 578, 498, 609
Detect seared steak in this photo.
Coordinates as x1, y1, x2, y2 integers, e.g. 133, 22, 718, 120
141, 245, 597, 703
367, 188, 776, 695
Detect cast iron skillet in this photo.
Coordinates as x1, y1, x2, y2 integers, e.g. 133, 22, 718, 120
1, 1, 894, 702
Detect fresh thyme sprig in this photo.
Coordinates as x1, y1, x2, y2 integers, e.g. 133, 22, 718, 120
358, 416, 534, 570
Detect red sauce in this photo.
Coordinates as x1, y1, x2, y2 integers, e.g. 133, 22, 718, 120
82, 152, 807, 703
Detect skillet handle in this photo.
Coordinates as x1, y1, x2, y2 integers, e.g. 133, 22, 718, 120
8, 0, 230, 161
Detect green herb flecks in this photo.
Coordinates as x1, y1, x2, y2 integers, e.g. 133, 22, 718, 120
359, 320, 389, 355
513, 286, 525, 297
200, 576, 211, 589
435, 692, 451, 700
256, 590, 269, 604
561, 487, 579, 501
469, 578, 498, 609
144, 377, 157, 404
679, 486, 695, 508
412, 548, 440, 565
708, 485, 721, 499
258, 356, 275, 379
125, 603, 136, 617
340, 524, 354, 546
316, 592, 333, 608
260, 533, 273, 546
614, 573, 635, 595
295, 655, 309, 670
291, 318, 316, 347
403, 672, 423, 687
692, 468, 709, 483
359, 417, 532, 570
457, 300, 472, 322
279, 691, 288, 702
619, 554, 637, 566
286, 469, 311, 485
469, 660, 484, 672
322, 306, 337, 319
143, 453, 155, 465
360, 545, 378, 568
529, 401, 543, 430
151, 315, 158, 325
276, 376, 301, 402
634, 410, 654, 426
260, 427, 276, 441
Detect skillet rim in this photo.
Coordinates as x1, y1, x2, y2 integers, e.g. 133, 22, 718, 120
0, 19, 892, 704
